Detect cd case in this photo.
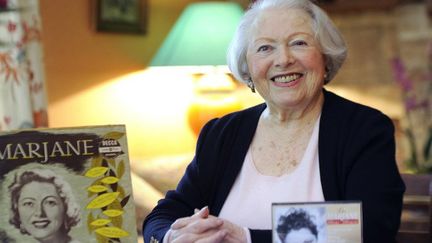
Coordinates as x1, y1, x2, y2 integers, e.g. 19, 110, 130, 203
272, 201, 362, 243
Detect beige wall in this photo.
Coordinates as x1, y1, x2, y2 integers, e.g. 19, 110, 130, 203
40, 0, 211, 161
40, 0, 198, 104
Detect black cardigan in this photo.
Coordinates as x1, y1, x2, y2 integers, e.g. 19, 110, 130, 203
143, 89, 405, 243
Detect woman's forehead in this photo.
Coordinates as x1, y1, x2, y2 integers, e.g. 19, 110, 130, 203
20, 181, 59, 196
250, 8, 313, 38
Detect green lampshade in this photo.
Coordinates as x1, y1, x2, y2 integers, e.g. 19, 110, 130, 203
150, 2, 244, 66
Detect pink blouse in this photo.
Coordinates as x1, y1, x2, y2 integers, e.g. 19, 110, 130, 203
219, 116, 324, 232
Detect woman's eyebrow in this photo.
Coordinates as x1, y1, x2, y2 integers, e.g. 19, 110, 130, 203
251, 37, 276, 44
253, 32, 314, 43
42, 195, 61, 201
287, 32, 314, 39
19, 197, 36, 201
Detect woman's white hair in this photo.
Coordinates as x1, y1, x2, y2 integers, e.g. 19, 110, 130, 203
227, 0, 347, 84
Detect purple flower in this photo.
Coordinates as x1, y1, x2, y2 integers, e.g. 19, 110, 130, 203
404, 96, 416, 111
391, 58, 413, 92
392, 46, 432, 173
404, 96, 429, 112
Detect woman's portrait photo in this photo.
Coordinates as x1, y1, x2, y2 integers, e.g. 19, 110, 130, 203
274, 207, 326, 243
5, 165, 80, 243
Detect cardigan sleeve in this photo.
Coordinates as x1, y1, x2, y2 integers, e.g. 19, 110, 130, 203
341, 110, 405, 243
142, 119, 218, 243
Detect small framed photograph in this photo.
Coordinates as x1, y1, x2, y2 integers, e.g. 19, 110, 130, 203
95, 0, 147, 34
272, 201, 362, 243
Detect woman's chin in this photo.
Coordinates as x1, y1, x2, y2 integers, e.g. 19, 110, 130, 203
30, 228, 63, 242
271, 97, 304, 110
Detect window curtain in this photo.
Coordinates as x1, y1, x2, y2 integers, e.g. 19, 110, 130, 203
0, 0, 48, 131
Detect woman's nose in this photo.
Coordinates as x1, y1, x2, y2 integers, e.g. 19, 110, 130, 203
34, 203, 47, 217
274, 46, 295, 68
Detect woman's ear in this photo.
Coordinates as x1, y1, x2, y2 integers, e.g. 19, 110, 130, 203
242, 73, 251, 81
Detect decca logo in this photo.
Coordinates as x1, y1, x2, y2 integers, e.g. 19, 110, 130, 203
98, 139, 123, 158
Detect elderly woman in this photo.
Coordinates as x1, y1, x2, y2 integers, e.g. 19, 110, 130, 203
8, 168, 80, 243
143, 0, 405, 242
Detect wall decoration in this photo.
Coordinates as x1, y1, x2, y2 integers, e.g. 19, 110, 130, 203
95, 0, 146, 34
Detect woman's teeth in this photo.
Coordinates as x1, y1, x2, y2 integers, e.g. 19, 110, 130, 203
273, 74, 301, 83
33, 220, 50, 228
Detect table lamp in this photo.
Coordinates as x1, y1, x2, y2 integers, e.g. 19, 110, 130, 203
150, 2, 244, 136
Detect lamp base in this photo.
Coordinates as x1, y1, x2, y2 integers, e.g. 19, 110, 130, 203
187, 72, 242, 136
187, 93, 242, 136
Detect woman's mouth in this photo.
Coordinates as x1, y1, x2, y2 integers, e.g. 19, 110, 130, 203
32, 220, 50, 228
271, 73, 303, 83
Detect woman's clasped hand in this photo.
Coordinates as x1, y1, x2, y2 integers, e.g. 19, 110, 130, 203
165, 207, 246, 243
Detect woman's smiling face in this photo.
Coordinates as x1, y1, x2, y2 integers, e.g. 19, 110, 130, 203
246, 8, 325, 111
18, 181, 65, 241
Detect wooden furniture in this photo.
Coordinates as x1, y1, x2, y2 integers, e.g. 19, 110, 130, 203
397, 173, 432, 243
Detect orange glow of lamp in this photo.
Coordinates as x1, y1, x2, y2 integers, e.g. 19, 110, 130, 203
150, 2, 244, 136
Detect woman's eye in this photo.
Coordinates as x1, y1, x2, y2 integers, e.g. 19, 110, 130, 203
45, 200, 58, 207
292, 40, 308, 46
22, 201, 34, 207
257, 45, 271, 52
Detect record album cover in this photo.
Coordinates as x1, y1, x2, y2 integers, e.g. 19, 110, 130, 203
0, 125, 138, 243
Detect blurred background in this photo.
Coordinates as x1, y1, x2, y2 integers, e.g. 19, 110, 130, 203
42, 0, 431, 171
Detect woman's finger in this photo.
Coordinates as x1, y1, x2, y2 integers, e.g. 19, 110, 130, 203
196, 230, 227, 243
171, 217, 191, 230
171, 206, 209, 229
187, 217, 224, 234
171, 217, 223, 238
171, 229, 226, 243
192, 206, 209, 219
169, 218, 224, 243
